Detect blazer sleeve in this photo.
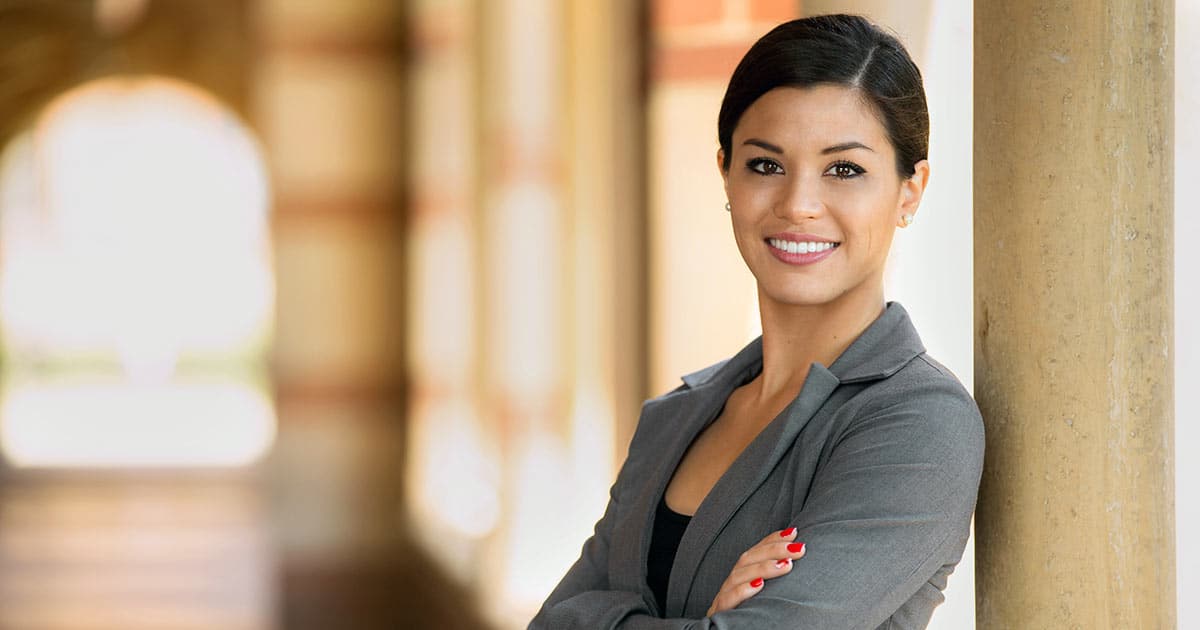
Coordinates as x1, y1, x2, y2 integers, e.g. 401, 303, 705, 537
529, 377, 985, 630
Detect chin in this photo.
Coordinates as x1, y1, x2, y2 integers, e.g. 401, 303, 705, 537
759, 283, 844, 308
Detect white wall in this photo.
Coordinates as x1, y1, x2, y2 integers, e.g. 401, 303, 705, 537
879, 2, 975, 628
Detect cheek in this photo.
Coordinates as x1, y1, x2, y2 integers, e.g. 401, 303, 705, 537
868, 214, 899, 258
730, 214, 758, 254
842, 198, 898, 258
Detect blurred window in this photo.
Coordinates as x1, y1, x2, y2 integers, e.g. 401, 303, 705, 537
0, 76, 275, 467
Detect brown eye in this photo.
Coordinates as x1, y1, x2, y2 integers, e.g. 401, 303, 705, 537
747, 158, 784, 176
825, 161, 865, 179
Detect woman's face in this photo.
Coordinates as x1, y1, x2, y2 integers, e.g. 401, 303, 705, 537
719, 84, 928, 310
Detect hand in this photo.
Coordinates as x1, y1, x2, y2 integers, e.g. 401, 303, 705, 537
706, 527, 807, 617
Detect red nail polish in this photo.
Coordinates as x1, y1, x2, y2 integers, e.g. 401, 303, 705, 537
750, 577, 764, 588
787, 542, 805, 553
780, 527, 796, 537
775, 558, 790, 569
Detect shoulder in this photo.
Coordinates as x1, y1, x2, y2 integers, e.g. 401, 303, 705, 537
852, 350, 980, 425
611, 361, 722, 489
637, 350, 738, 416
836, 351, 985, 479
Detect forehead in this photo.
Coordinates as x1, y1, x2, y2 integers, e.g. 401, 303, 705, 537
732, 85, 891, 150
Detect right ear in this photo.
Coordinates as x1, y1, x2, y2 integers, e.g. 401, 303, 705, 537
717, 148, 730, 195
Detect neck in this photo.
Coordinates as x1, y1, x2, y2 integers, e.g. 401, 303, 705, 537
750, 283, 886, 406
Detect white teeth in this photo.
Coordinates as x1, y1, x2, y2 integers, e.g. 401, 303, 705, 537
769, 239, 837, 254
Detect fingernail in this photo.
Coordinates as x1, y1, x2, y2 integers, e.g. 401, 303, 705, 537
750, 577, 764, 588
787, 542, 805, 553
775, 558, 790, 569
780, 527, 796, 537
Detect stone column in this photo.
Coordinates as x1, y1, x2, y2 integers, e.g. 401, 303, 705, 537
253, 2, 418, 626
973, 2, 1175, 628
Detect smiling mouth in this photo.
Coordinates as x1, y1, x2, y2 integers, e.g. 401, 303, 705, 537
766, 238, 840, 254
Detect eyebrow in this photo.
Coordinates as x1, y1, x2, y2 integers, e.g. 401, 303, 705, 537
742, 138, 784, 154
821, 141, 875, 154
741, 138, 876, 155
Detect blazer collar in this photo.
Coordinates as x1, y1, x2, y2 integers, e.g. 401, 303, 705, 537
678, 301, 925, 391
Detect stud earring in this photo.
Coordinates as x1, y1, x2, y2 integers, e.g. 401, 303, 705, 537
725, 202, 731, 212
901, 214, 914, 226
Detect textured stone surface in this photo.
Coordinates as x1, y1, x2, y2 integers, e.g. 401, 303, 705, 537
974, 1, 1176, 627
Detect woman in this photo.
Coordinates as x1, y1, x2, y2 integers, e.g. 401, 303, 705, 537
530, 14, 983, 630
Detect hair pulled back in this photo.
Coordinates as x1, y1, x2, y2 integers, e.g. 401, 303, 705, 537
718, 14, 928, 177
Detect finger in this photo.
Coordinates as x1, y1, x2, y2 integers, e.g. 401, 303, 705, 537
725, 553, 798, 587
756, 526, 797, 546
732, 539, 808, 572
707, 577, 765, 617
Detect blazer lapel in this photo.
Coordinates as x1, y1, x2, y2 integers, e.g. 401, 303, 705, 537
663, 364, 840, 617
610, 337, 766, 610
620, 381, 724, 609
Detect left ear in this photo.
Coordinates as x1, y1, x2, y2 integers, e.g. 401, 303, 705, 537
896, 159, 931, 227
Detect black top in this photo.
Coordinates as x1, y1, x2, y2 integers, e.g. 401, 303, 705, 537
647, 493, 692, 613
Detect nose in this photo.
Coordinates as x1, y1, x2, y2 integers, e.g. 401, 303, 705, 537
774, 172, 824, 222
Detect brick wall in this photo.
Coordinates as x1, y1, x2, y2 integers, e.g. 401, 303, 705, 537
652, 0, 798, 81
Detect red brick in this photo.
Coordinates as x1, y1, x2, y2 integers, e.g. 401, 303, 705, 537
749, 0, 799, 22
652, 42, 753, 82
653, 0, 724, 29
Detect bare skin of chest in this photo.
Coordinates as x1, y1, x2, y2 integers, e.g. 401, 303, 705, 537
664, 381, 796, 516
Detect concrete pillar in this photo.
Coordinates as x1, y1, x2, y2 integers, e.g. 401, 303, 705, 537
973, 2, 1175, 628
252, 2, 423, 627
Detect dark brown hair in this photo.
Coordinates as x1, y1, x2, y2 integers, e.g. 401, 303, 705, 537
718, 14, 929, 177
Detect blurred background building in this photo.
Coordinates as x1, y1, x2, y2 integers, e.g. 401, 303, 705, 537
0, 1, 1193, 629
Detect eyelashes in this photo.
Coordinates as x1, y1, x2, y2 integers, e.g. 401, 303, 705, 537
744, 157, 867, 180
826, 160, 866, 179
746, 157, 784, 176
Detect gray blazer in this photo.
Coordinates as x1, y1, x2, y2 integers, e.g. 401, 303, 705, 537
529, 302, 985, 630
